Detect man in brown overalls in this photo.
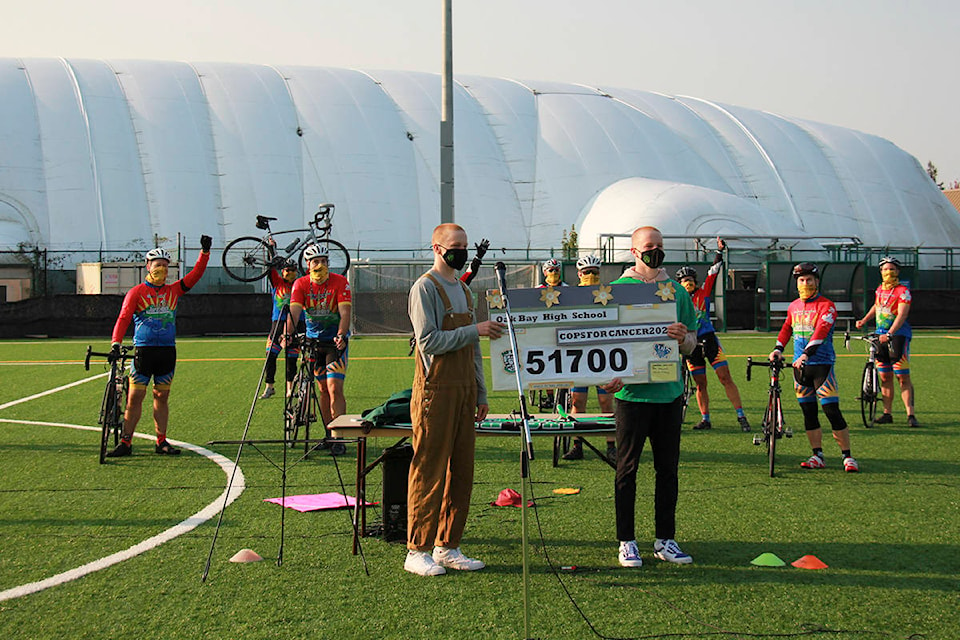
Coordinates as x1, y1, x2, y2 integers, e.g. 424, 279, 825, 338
405, 223, 505, 576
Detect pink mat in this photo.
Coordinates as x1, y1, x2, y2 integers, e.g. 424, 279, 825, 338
264, 492, 373, 512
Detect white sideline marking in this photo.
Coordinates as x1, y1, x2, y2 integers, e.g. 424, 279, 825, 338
0, 373, 108, 411
0, 419, 246, 602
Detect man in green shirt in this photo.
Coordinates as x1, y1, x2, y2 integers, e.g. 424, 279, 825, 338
605, 226, 698, 568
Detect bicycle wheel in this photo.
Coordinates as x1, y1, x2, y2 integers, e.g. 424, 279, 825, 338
298, 238, 351, 276
98, 372, 117, 464
222, 236, 273, 282
680, 363, 692, 423
285, 371, 306, 446
860, 362, 878, 428
299, 373, 316, 455
115, 375, 128, 447
768, 397, 780, 478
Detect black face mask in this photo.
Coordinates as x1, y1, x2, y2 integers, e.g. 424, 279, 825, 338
639, 247, 665, 269
443, 248, 469, 271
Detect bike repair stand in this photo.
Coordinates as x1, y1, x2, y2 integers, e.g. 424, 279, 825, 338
494, 262, 536, 639
201, 306, 367, 581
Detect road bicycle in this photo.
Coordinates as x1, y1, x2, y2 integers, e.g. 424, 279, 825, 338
222, 203, 351, 282
284, 334, 347, 456
845, 331, 883, 428
679, 358, 697, 423
85, 345, 134, 464
746, 356, 793, 477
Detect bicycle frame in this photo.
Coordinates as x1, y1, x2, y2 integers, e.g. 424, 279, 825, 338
746, 356, 789, 477
844, 332, 883, 428
85, 345, 134, 464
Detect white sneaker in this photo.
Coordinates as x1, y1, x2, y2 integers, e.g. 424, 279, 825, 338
432, 546, 485, 571
618, 540, 643, 567
654, 538, 693, 564
404, 550, 446, 576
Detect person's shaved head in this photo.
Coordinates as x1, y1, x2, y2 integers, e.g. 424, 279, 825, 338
432, 223, 466, 245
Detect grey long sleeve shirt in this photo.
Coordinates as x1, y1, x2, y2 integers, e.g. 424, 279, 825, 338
408, 269, 487, 405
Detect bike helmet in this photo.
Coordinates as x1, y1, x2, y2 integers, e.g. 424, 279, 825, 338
145, 247, 171, 262
791, 262, 819, 278
878, 256, 902, 269
302, 243, 328, 261
576, 254, 602, 270
542, 258, 561, 273
675, 266, 697, 281
282, 259, 298, 271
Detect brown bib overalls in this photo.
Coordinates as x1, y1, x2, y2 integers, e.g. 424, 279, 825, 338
407, 273, 479, 551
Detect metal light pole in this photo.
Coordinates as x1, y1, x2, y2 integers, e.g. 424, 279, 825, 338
441, 0, 454, 223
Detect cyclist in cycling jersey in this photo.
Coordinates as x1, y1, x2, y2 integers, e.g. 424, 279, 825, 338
534, 258, 567, 411
260, 258, 299, 400
675, 238, 751, 432
106, 236, 212, 457
287, 243, 352, 425
855, 256, 919, 427
564, 254, 616, 462
769, 263, 859, 473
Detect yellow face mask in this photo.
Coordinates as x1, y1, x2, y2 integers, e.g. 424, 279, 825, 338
544, 271, 561, 286
146, 265, 168, 286
681, 280, 697, 294
578, 273, 600, 287
310, 263, 329, 284
881, 271, 899, 289
283, 269, 298, 283
797, 282, 818, 300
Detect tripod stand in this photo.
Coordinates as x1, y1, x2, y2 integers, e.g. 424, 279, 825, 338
201, 307, 367, 581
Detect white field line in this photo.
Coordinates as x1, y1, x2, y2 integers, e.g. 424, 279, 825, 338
0, 373, 108, 410
0, 409, 245, 601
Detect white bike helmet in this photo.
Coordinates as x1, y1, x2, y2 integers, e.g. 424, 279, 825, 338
303, 243, 329, 261
879, 256, 902, 269
576, 254, 601, 270
145, 247, 171, 262
542, 258, 561, 273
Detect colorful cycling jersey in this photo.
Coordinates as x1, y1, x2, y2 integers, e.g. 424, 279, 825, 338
111, 252, 209, 347
690, 262, 722, 336
290, 273, 352, 340
874, 284, 912, 338
268, 269, 295, 321
775, 293, 838, 365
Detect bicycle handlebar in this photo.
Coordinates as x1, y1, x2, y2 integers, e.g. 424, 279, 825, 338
746, 355, 784, 382
85, 345, 134, 370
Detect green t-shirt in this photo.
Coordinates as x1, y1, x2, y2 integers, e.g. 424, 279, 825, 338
610, 276, 698, 404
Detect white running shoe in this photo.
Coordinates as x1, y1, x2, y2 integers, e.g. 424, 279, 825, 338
653, 538, 693, 564
843, 456, 860, 473
618, 540, 643, 567
432, 546, 485, 571
404, 550, 446, 576
800, 454, 826, 469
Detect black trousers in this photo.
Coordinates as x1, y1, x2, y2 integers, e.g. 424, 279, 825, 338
614, 395, 683, 542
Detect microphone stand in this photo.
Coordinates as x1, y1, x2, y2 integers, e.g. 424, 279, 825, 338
494, 261, 534, 639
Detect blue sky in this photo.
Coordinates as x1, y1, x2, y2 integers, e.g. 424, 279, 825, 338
3, 0, 957, 184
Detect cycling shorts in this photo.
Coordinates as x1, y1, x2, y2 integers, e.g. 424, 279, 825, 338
685, 332, 728, 372
876, 335, 910, 375
793, 363, 839, 405
310, 343, 349, 381
130, 346, 176, 390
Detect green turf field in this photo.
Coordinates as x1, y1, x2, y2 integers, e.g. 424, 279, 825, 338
1, 333, 958, 639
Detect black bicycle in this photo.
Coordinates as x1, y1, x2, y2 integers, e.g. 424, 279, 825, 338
845, 331, 882, 428
284, 335, 347, 456
679, 358, 697, 424
746, 356, 792, 477
85, 345, 134, 464
222, 203, 351, 282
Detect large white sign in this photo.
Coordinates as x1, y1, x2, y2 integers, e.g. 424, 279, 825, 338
488, 283, 682, 391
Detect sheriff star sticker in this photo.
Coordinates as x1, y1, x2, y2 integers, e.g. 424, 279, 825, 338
655, 281, 676, 301
540, 286, 562, 308
486, 290, 505, 309
592, 284, 613, 306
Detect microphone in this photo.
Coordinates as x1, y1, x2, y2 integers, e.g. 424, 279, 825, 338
494, 261, 507, 291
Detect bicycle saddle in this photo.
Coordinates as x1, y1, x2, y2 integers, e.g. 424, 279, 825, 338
255, 215, 277, 230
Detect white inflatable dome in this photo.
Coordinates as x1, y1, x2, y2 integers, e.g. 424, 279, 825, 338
1, 58, 958, 265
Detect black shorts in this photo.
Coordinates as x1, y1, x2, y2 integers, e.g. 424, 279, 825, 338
131, 346, 177, 388
686, 332, 721, 368
875, 335, 908, 366
793, 363, 831, 390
